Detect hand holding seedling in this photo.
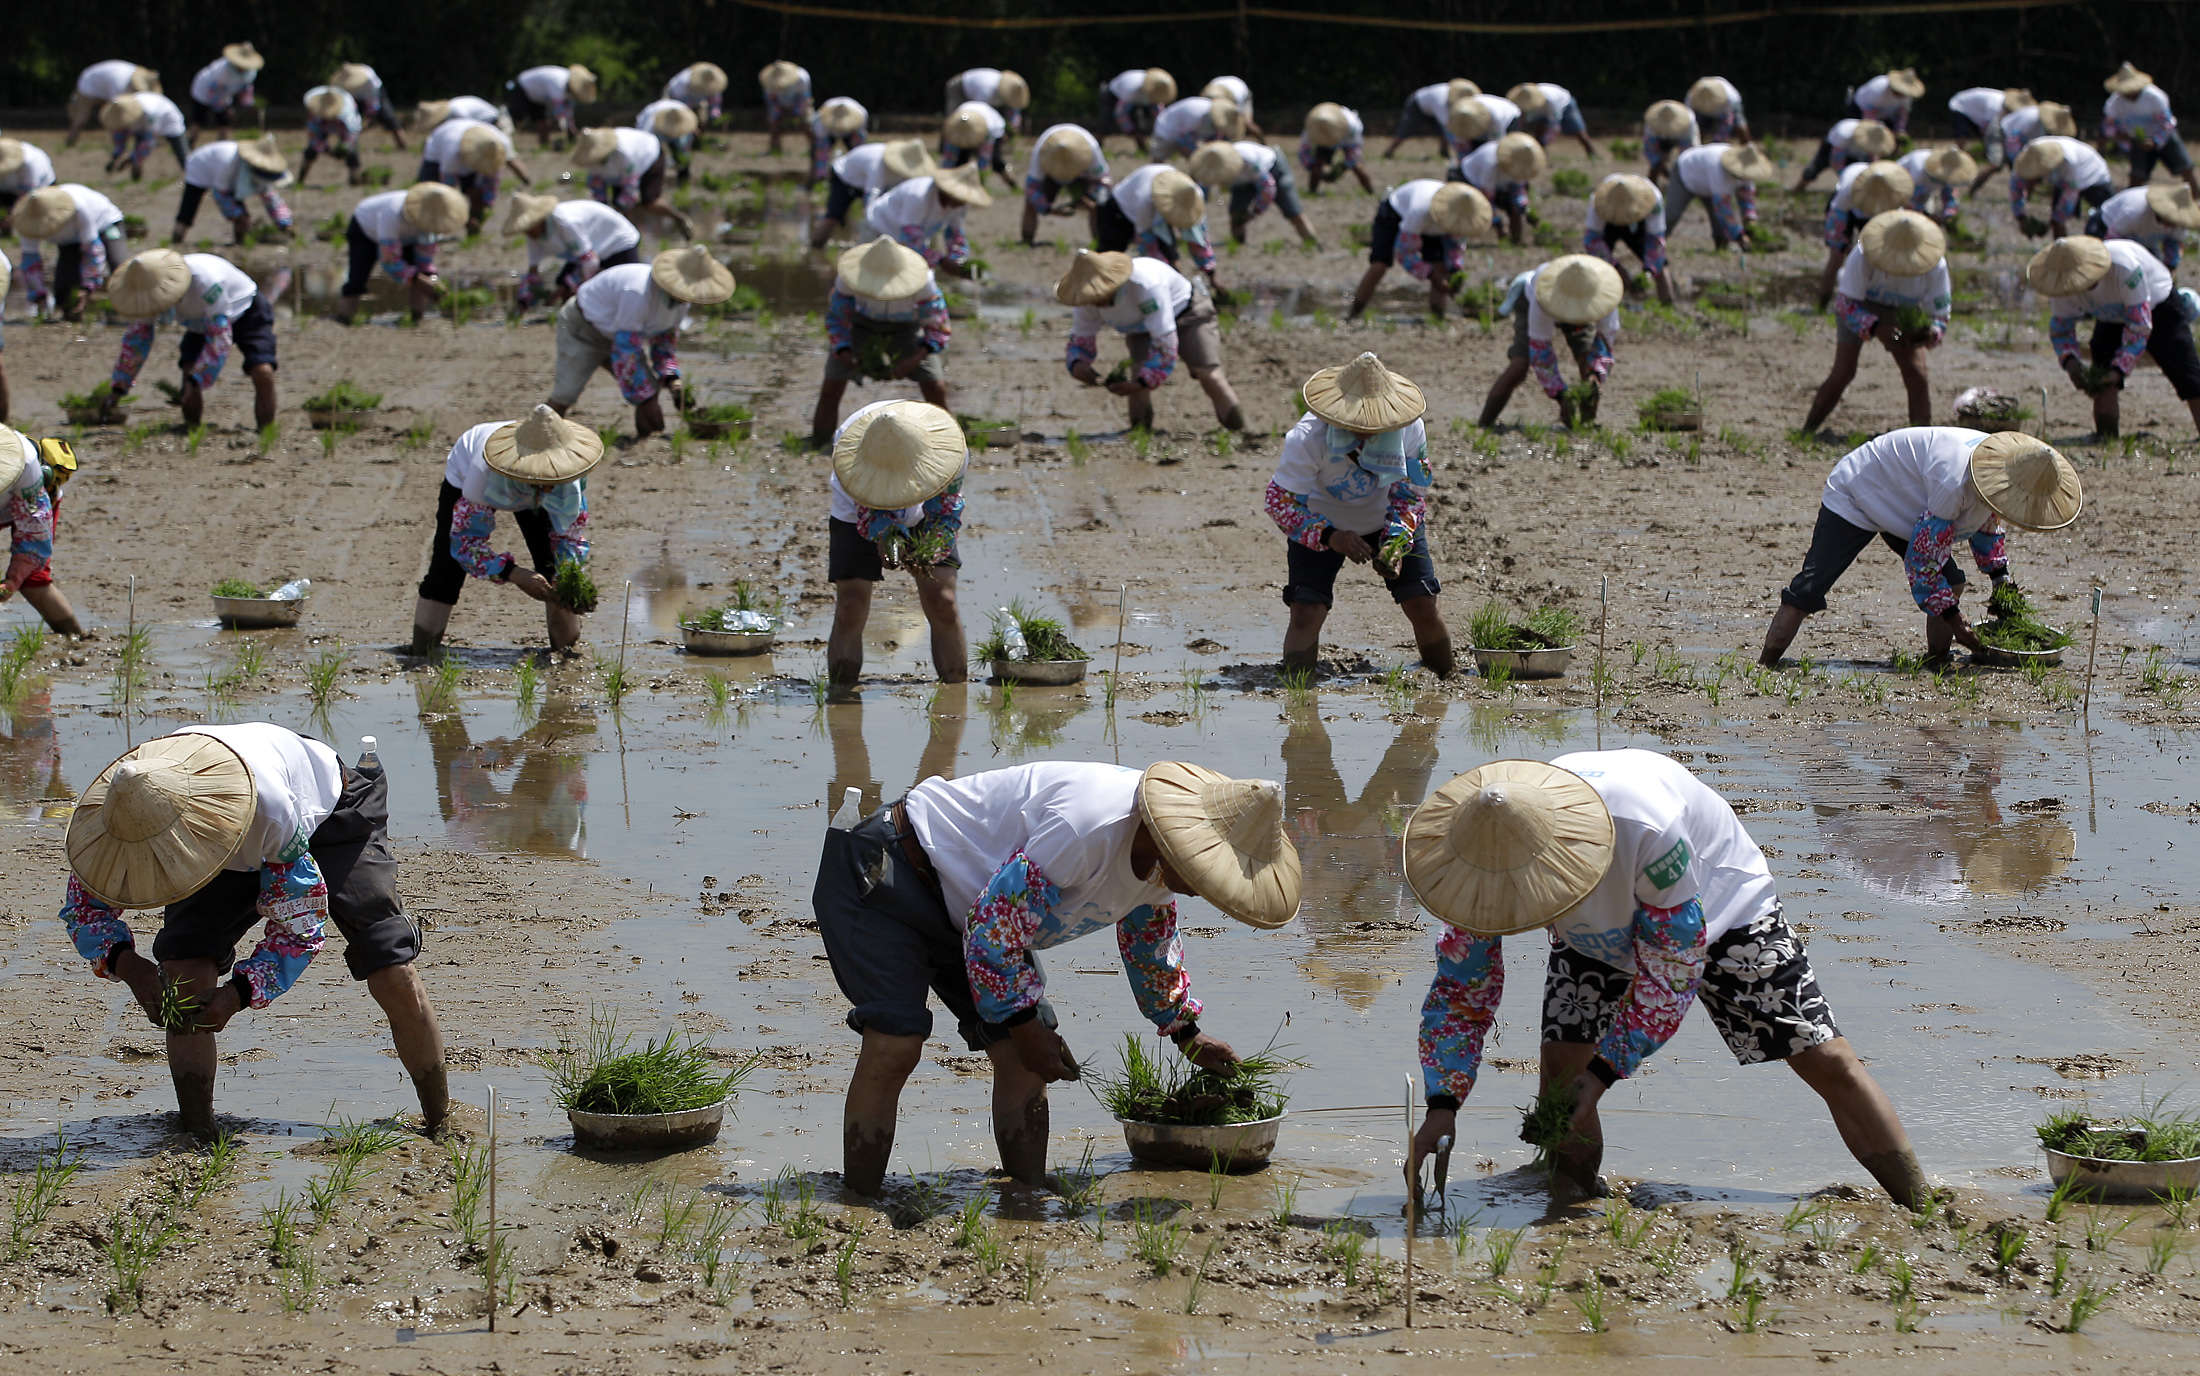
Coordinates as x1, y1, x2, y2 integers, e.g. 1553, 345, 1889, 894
1009, 1019, 1081, 1083
104, 946, 168, 1022
508, 567, 555, 605
1552, 1073, 1608, 1196
1180, 1031, 1239, 1071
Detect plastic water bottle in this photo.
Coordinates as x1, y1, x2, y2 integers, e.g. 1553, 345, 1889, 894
269, 578, 311, 601
996, 609, 1029, 662
829, 787, 862, 830
357, 735, 382, 777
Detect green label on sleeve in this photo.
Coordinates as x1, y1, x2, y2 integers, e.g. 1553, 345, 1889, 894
1644, 838, 1691, 891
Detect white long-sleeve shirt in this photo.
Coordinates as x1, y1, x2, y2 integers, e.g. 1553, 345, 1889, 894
1821, 426, 1999, 541
0, 142, 57, 198
1834, 245, 1951, 313
527, 199, 640, 272
76, 60, 147, 101
189, 58, 256, 109
1852, 74, 1913, 124
2022, 136, 2113, 194
423, 119, 513, 177
169, 253, 259, 326
1673, 145, 1744, 199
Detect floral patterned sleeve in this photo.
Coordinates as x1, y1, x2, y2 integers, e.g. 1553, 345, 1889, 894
1643, 232, 1669, 274
111, 321, 157, 392
962, 850, 1059, 1024
1113, 95, 1138, 136
232, 845, 329, 1008
186, 317, 233, 389
2106, 299, 2154, 375
1419, 928, 1504, 1103
942, 216, 971, 267
447, 496, 509, 580
259, 187, 294, 230
1066, 330, 1098, 375
809, 128, 832, 184
824, 287, 857, 353
1297, 136, 1319, 174
1396, 232, 1431, 281
915, 281, 951, 352
1833, 292, 1879, 340
2047, 312, 2083, 367
1265, 479, 1330, 549
607, 330, 663, 403
1117, 901, 1202, 1035
891, 221, 940, 266
19, 249, 48, 308
1969, 524, 2007, 577
1183, 220, 1216, 275
1709, 194, 1745, 244
1529, 334, 1567, 397
551, 506, 590, 567
516, 266, 548, 310
4, 478, 53, 591
1592, 899, 1708, 1079
1587, 331, 1615, 382
2008, 175, 2033, 221
61, 873, 134, 971
1134, 330, 1178, 390
378, 235, 421, 283
1249, 171, 1278, 219
1903, 514, 1963, 612
1384, 481, 1425, 543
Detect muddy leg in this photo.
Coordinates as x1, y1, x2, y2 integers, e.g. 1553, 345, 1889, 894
366, 963, 449, 1134
409, 596, 453, 659
248, 363, 278, 428
20, 584, 84, 637
1759, 603, 1807, 666
162, 957, 223, 1138
983, 1042, 1050, 1187
827, 579, 873, 685
1802, 330, 1864, 434
917, 377, 949, 408
1019, 202, 1042, 246
1888, 340, 1932, 427
1786, 1038, 1931, 1210
1193, 367, 1244, 429
1400, 595, 1453, 678
844, 1030, 923, 1196
810, 375, 849, 448
1814, 246, 1843, 310
1281, 599, 1328, 674
1479, 357, 1530, 427
1537, 1041, 1607, 1199
913, 567, 967, 684
1346, 262, 1388, 319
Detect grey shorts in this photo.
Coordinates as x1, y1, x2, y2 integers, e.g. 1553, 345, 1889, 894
1127, 292, 1224, 375
1506, 309, 1594, 366
549, 298, 615, 408
1231, 162, 1304, 222
813, 807, 1054, 1050
824, 320, 947, 383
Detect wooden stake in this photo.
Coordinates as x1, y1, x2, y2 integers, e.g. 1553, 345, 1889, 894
1403, 1075, 1416, 1329
617, 580, 633, 679
2083, 586, 2102, 721
486, 1085, 499, 1332
124, 576, 136, 745
1111, 583, 1127, 699
1596, 576, 1608, 749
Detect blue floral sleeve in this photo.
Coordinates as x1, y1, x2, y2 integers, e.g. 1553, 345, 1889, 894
1418, 928, 1503, 1101
1903, 514, 1962, 612
61, 873, 135, 971
1116, 901, 1201, 1035
962, 850, 1060, 1023
231, 842, 330, 1008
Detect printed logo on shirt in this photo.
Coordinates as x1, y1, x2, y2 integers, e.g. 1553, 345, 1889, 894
1644, 838, 1691, 891
1137, 297, 1161, 318
202, 283, 222, 305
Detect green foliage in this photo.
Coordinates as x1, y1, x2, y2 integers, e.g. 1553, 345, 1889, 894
6, 1133, 81, 1261
1470, 600, 1581, 651
1550, 168, 1592, 198
1975, 583, 2072, 652
1636, 386, 1698, 429
1089, 1033, 1293, 1126
2038, 1106, 2200, 1162
211, 577, 266, 599
302, 381, 383, 412
682, 579, 783, 631
60, 380, 121, 413
1519, 1081, 1582, 1175
974, 600, 1088, 663
555, 560, 599, 614
539, 1007, 760, 1116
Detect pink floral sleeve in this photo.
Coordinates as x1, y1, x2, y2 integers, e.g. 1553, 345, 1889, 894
1116, 901, 1201, 1035
962, 850, 1059, 1024
1265, 479, 1329, 549
1592, 900, 1707, 1079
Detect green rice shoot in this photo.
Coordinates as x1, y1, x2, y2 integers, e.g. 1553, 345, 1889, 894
1977, 584, 2072, 652
1891, 304, 1936, 341
554, 560, 599, 614
1520, 1081, 1582, 1175
540, 1008, 760, 1117
301, 381, 383, 413
2038, 1106, 2200, 1163
681, 579, 783, 631
60, 381, 122, 413
1637, 386, 1697, 428
1088, 1033, 1295, 1127
1470, 600, 1581, 652
211, 578, 266, 599
973, 599, 1089, 663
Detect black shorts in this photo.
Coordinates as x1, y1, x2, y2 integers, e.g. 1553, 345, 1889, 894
417, 479, 557, 604
151, 765, 420, 982
1542, 907, 1841, 1065
1394, 99, 1446, 142
2132, 136, 2196, 179
636, 150, 669, 204
179, 294, 277, 376
1594, 221, 1652, 265
343, 218, 424, 298
1367, 200, 1452, 270
2089, 288, 2200, 401
828, 515, 960, 583
824, 168, 863, 225
813, 806, 1052, 1049
506, 84, 547, 123
558, 244, 639, 292
1093, 196, 1135, 253
1778, 504, 1995, 614
189, 98, 235, 131
176, 182, 210, 227
1281, 525, 1440, 607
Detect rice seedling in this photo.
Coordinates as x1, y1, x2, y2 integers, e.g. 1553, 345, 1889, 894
2146, 1229, 2179, 1276
2065, 1278, 2111, 1332
7, 1132, 82, 1260
109, 625, 153, 708
554, 560, 600, 615
953, 1193, 992, 1251
1993, 1225, 2027, 1275
835, 1228, 863, 1307
1782, 1198, 1832, 1233
1129, 427, 1153, 461
1519, 1081, 1583, 1178
278, 1249, 319, 1313
1322, 1220, 1367, 1287
185, 423, 208, 455
448, 1139, 489, 1246
512, 656, 541, 716
2041, 1102, 2200, 1163
1272, 1174, 1301, 1227
417, 655, 463, 712
1726, 1248, 1756, 1300
1183, 1238, 1221, 1313
1737, 1280, 1772, 1331
180, 1130, 243, 1209
1088, 1033, 1294, 1126
261, 1189, 303, 1266
402, 418, 435, 449
1486, 1226, 1525, 1278
1573, 1271, 1608, 1331
809, 672, 831, 709
154, 975, 203, 1033
653, 1188, 703, 1251
1134, 1201, 1186, 1277
1652, 1231, 1688, 1276
598, 656, 630, 709
540, 1008, 759, 1117
1207, 1151, 1227, 1209
1531, 1240, 1567, 1307
1019, 1240, 1047, 1305
765, 1168, 827, 1245
2046, 1171, 2085, 1223
2164, 1182, 2197, 1228
1280, 666, 1316, 709
1064, 428, 1089, 465
103, 1205, 180, 1311
2082, 1208, 2133, 1252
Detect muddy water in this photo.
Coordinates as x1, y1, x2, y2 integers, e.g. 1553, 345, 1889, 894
0, 642, 2189, 1250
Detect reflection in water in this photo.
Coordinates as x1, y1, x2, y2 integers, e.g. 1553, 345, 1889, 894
1282, 697, 1447, 1008
0, 687, 70, 822
826, 685, 968, 816
985, 685, 1089, 761
1808, 726, 2076, 904
423, 694, 594, 858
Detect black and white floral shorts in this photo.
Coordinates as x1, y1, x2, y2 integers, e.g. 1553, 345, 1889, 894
1541, 907, 1840, 1065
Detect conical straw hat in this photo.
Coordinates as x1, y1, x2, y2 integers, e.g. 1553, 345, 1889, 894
1506, 82, 1548, 115
2037, 102, 2076, 136
1138, 762, 1301, 929
2014, 137, 2066, 181
1645, 99, 1694, 138
413, 99, 451, 129
1188, 141, 1246, 186
0, 256, 11, 301
484, 403, 606, 484
1139, 69, 1176, 106
878, 139, 934, 184
2001, 87, 2035, 112
100, 96, 144, 131
1447, 78, 1481, 103
1859, 210, 1944, 275
1206, 98, 1245, 141
305, 87, 351, 121
458, 125, 507, 175
505, 192, 559, 234
821, 99, 865, 138
1846, 119, 1896, 158
2105, 62, 2152, 97
222, 42, 265, 72
1427, 182, 1490, 239
1149, 168, 1204, 228
1401, 760, 1614, 936
931, 163, 994, 208
2024, 235, 2110, 295
0, 141, 24, 177
1037, 128, 1091, 182
67, 733, 256, 909
236, 134, 287, 176
1886, 68, 1925, 99
400, 182, 467, 236
13, 189, 77, 242
332, 63, 376, 95
687, 62, 729, 95
944, 105, 990, 149
995, 71, 1030, 109
1535, 254, 1623, 324
566, 65, 599, 102
1494, 131, 1546, 182
1593, 174, 1659, 225
837, 235, 930, 300
1720, 142, 1776, 182
1447, 97, 1493, 143
109, 249, 193, 318
1687, 77, 1732, 116
129, 66, 160, 93
2147, 182, 2200, 229
833, 400, 967, 510
650, 245, 735, 304
651, 103, 699, 139
759, 60, 804, 94
1301, 352, 1425, 432
1923, 145, 1977, 185
0, 425, 30, 492
1848, 160, 1914, 216
1304, 102, 1350, 148
1055, 248, 1132, 306
572, 127, 620, 166
1970, 432, 2080, 531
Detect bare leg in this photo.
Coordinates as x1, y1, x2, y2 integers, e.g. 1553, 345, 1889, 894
248, 363, 277, 428
1346, 262, 1388, 319
982, 1041, 1050, 1187
1786, 1038, 1931, 1210
913, 567, 967, 683
546, 602, 581, 651
1759, 603, 1806, 666
2187, 397, 2200, 438
1350, 166, 1376, 193
364, 963, 449, 1134
1802, 330, 1864, 433
1287, 211, 1322, 248
1536, 1041, 1607, 1197
810, 375, 850, 448
19, 584, 84, 637
1505, 207, 1526, 246
1193, 366, 1244, 429
1126, 387, 1156, 431
2092, 381, 2120, 438
409, 596, 454, 659
1888, 340, 1933, 427
827, 578, 874, 685
1282, 599, 1328, 673
1400, 594, 1454, 677
917, 377, 949, 408
1571, 132, 1598, 160
161, 957, 224, 1138
1814, 246, 1844, 310
1019, 202, 1041, 246
1649, 266, 1675, 306
843, 1030, 923, 1196
1479, 357, 1531, 427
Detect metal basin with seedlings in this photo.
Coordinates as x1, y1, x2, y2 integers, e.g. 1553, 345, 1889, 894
683, 414, 752, 441
1118, 1113, 1285, 1172
1470, 646, 1575, 679
682, 625, 776, 656
1970, 631, 2067, 669
2044, 1136, 2200, 1201
569, 1099, 731, 1152
305, 408, 373, 432
992, 658, 1088, 686
213, 595, 306, 629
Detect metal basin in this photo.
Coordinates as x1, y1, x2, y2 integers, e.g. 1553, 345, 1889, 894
2045, 1142, 2200, 1201
1469, 645, 1574, 680
213, 595, 306, 629
1970, 631, 2068, 669
682, 625, 776, 656
567, 1099, 728, 1152
992, 658, 1088, 686
1117, 1113, 1283, 1172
